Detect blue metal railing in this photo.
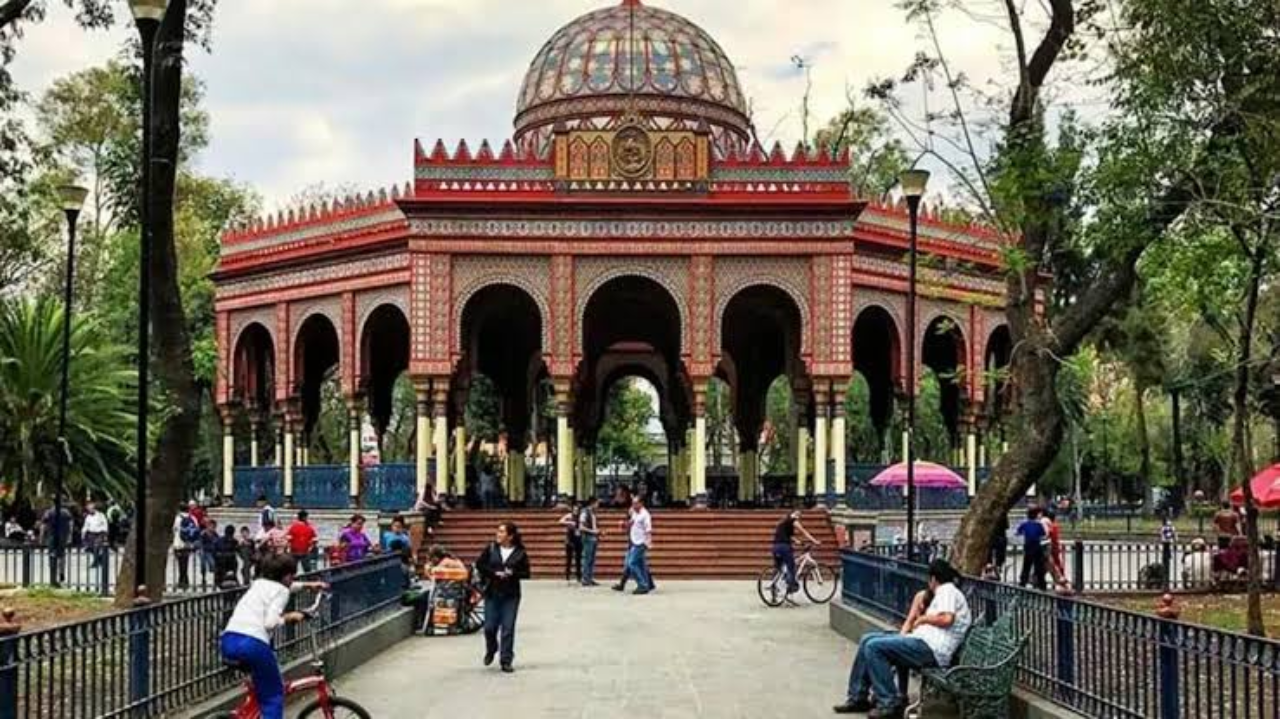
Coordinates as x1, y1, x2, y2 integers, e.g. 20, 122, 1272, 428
0, 554, 406, 719
363, 463, 419, 512
840, 550, 1280, 718
846, 484, 971, 511
232, 466, 283, 506
293, 465, 351, 509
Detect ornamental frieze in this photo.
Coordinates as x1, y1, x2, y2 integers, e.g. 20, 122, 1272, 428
219, 253, 408, 299
851, 254, 1006, 298
712, 257, 811, 357
221, 208, 406, 257
575, 257, 689, 355
451, 256, 552, 351
409, 217, 855, 240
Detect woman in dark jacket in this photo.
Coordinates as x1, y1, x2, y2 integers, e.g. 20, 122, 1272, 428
474, 521, 531, 673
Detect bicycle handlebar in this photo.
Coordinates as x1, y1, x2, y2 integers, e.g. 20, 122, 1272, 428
300, 591, 330, 619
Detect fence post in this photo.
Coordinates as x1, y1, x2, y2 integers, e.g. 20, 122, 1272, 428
1072, 540, 1085, 593
0, 609, 20, 719
98, 552, 111, 597
1161, 541, 1173, 591
21, 546, 31, 586
128, 602, 152, 712
1055, 596, 1076, 707
1158, 619, 1180, 718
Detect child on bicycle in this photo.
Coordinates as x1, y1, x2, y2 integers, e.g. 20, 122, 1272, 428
220, 553, 328, 719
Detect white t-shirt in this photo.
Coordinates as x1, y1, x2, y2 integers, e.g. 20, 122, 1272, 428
499, 546, 515, 564
223, 579, 295, 644
629, 507, 652, 546
910, 583, 972, 667
82, 512, 109, 535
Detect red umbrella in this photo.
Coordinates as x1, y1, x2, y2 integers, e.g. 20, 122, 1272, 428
1230, 463, 1280, 508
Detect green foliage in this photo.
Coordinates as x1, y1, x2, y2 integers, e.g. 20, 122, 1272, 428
596, 378, 656, 473
0, 296, 135, 502
844, 374, 883, 463
465, 375, 501, 444
813, 105, 910, 197
761, 376, 793, 474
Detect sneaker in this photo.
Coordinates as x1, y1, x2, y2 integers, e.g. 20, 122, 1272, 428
632, 588, 650, 595
868, 704, 905, 719
483, 651, 495, 667
611, 584, 626, 592
833, 697, 874, 714
500, 663, 514, 673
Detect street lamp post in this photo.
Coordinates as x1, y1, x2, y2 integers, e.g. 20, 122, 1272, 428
128, 0, 167, 596
899, 168, 930, 563
54, 184, 90, 589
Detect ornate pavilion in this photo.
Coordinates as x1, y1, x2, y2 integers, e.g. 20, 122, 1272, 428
212, 0, 1013, 511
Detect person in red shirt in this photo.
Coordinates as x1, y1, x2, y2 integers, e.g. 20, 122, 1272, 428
285, 509, 318, 573
1043, 508, 1067, 590
188, 500, 207, 530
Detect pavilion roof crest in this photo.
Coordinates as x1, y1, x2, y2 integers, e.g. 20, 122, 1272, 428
218, 183, 411, 260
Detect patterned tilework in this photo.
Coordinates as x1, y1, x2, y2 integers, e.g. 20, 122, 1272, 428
428, 255, 452, 360
342, 293, 356, 396
219, 254, 408, 300
689, 256, 714, 370
410, 218, 855, 240
216, 312, 231, 405
712, 257, 811, 357
356, 287, 411, 346
549, 256, 575, 375
289, 296, 344, 390
451, 256, 552, 351
411, 256, 432, 371
221, 208, 406, 257
275, 304, 290, 401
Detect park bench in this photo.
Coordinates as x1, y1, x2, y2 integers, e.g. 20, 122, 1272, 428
911, 609, 1029, 718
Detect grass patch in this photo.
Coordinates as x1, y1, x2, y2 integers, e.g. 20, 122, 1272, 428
1105, 593, 1280, 638
1, 585, 115, 631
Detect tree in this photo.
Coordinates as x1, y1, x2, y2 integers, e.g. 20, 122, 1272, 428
813, 105, 910, 197
596, 379, 656, 475
0, 296, 135, 502
760, 376, 793, 475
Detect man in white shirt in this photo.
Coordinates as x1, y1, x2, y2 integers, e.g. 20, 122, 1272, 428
835, 559, 972, 719
82, 502, 109, 568
624, 495, 654, 595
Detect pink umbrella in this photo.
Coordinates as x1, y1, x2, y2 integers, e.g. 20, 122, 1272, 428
869, 462, 967, 490
1230, 463, 1280, 508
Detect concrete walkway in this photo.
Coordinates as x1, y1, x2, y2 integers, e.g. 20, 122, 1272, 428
336, 581, 852, 718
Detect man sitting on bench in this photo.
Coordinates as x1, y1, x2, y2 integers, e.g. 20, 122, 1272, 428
835, 559, 972, 719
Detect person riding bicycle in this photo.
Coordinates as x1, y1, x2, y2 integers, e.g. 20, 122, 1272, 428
220, 553, 328, 719
773, 509, 820, 593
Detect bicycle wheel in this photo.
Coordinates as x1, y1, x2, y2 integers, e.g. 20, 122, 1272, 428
297, 696, 372, 719
802, 563, 839, 604
757, 566, 785, 607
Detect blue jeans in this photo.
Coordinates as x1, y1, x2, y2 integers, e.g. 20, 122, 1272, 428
625, 544, 653, 591
221, 632, 284, 719
846, 631, 937, 707
772, 542, 797, 591
483, 595, 521, 665
581, 534, 598, 584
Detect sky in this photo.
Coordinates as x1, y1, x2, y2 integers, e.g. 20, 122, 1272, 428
11, 0, 1028, 210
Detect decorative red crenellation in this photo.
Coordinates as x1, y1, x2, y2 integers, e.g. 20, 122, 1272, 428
221, 183, 411, 248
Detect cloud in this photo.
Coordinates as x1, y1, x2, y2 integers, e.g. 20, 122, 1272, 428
9, 0, 1037, 209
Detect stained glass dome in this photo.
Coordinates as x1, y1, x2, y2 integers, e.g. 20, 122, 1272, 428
514, 0, 752, 154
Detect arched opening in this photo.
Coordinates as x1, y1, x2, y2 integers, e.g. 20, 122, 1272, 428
583, 276, 681, 367
232, 323, 277, 465
457, 284, 546, 505
361, 305, 411, 448
985, 325, 1013, 428
595, 374, 666, 502
852, 306, 901, 435
922, 316, 967, 446
293, 314, 341, 455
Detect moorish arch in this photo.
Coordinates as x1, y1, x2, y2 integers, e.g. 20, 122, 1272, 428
922, 313, 969, 444
720, 284, 806, 451
231, 322, 276, 412
575, 259, 689, 356
985, 324, 1014, 425
360, 304, 411, 438
293, 313, 342, 439
713, 261, 812, 358
851, 305, 902, 433
452, 258, 552, 353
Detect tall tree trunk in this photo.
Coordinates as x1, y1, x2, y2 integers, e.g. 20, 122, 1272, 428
114, 0, 201, 607
1231, 247, 1267, 637
1171, 389, 1186, 497
1134, 384, 1151, 504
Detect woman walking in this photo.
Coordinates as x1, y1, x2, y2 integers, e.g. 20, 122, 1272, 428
475, 521, 531, 673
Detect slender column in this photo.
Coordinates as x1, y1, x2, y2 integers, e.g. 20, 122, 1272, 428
454, 426, 467, 497
814, 397, 830, 505
221, 410, 234, 501
347, 403, 361, 501
966, 430, 979, 497
556, 405, 574, 501
693, 413, 708, 506
283, 417, 296, 501
832, 392, 848, 506
415, 385, 431, 496
797, 427, 810, 499
510, 452, 526, 504
433, 390, 450, 496
273, 418, 282, 467
979, 433, 988, 468
674, 446, 688, 502
249, 416, 260, 468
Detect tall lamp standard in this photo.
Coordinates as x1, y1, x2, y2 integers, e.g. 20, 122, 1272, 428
54, 184, 90, 589
127, 0, 167, 595
899, 168, 930, 563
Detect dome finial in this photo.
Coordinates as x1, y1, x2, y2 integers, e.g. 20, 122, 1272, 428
621, 0, 642, 6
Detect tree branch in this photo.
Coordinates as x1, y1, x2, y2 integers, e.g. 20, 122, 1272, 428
0, 0, 33, 30
1012, 0, 1075, 121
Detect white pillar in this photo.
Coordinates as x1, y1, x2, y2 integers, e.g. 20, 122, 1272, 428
249, 422, 260, 468
283, 427, 295, 499
434, 410, 449, 495
454, 426, 467, 498
221, 422, 234, 499
966, 431, 978, 496
833, 409, 847, 505
273, 426, 282, 467
693, 414, 708, 502
979, 440, 987, 468
415, 391, 431, 497
797, 427, 810, 498
348, 406, 361, 500
557, 414, 573, 500
814, 412, 829, 501
901, 430, 910, 464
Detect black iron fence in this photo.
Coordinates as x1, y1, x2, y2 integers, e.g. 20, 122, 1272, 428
0, 554, 406, 719
0, 544, 332, 597
841, 550, 1280, 718
863, 538, 1280, 593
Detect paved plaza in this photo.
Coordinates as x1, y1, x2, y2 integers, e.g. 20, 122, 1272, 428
338, 581, 851, 718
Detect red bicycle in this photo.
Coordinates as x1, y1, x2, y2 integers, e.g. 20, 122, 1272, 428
219, 592, 371, 719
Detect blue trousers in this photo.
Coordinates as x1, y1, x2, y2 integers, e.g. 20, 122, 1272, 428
772, 542, 798, 591
625, 544, 653, 591
484, 595, 521, 665
581, 534, 598, 584
846, 631, 937, 707
221, 632, 284, 719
